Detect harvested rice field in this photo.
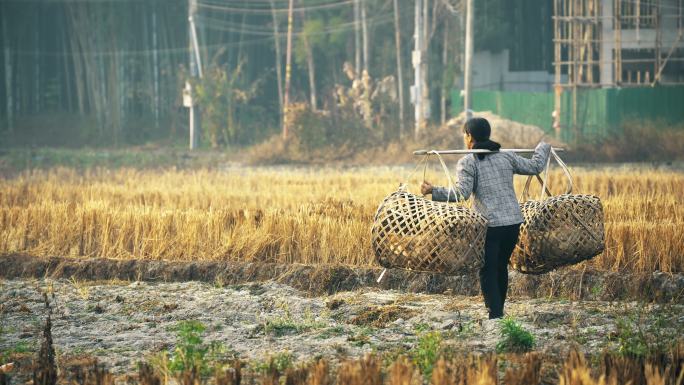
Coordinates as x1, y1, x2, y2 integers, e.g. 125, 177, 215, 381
0, 165, 683, 272
1, 164, 683, 384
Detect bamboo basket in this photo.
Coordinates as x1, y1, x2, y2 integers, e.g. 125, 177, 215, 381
371, 188, 487, 274
371, 153, 488, 275
511, 150, 605, 274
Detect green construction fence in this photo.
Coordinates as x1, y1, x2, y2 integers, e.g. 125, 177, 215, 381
451, 86, 684, 142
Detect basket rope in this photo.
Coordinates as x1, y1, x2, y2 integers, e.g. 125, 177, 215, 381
401, 151, 462, 202
520, 148, 573, 202
429, 150, 462, 202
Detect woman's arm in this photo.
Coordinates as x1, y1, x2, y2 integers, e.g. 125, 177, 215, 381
429, 157, 476, 202
510, 141, 552, 175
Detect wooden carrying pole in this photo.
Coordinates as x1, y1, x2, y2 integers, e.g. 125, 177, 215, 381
413, 148, 565, 155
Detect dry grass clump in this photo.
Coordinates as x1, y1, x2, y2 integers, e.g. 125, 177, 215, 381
31, 347, 684, 385
350, 306, 418, 328
0, 166, 683, 273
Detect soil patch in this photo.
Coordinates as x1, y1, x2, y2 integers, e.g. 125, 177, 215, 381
1, 278, 682, 379
0, 254, 682, 303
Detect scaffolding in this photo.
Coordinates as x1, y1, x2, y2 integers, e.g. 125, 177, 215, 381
552, 0, 684, 135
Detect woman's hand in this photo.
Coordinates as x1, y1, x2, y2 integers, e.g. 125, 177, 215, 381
420, 181, 433, 195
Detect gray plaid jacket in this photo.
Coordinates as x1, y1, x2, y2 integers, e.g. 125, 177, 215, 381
431, 142, 552, 227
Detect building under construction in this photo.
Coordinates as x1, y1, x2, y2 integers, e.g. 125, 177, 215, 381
554, 0, 683, 88
455, 0, 684, 141
552, 0, 684, 137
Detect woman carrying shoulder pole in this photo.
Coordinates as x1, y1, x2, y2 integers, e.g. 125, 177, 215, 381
421, 117, 551, 320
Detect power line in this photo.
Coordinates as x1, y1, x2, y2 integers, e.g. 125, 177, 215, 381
7, 38, 277, 58
197, 14, 393, 37
197, 0, 356, 14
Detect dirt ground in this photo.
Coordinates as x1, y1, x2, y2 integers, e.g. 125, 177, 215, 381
1, 278, 682, 379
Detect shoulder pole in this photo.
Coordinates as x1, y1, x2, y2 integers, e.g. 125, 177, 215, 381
413, 148, 565, 156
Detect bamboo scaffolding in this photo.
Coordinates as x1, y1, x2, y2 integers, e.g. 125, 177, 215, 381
551, 0, 684, 136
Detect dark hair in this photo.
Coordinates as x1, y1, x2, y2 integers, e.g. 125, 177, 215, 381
463, 117, 501, 160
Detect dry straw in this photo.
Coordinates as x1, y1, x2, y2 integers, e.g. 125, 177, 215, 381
0, 166, 682, 274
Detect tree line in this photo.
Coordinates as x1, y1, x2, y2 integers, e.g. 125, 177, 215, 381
0, 0, 550, 148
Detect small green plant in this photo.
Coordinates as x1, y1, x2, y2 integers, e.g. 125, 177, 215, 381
168, 321, 209, 374
263, 306, 325, 337
590, 283, 604, 297
0, 341, 34, 362
315, 325, 345, 340
263, 317, 300, 337
413, 322, 431, 333
149, 320, 233, 380
347, 326, 374, 347
250, 351, 293, 376
496, 317, 535, 353
412, 331, 442, 379
454, 320, 475, 339
613, 313, 649, 357
610, 305, 678, 358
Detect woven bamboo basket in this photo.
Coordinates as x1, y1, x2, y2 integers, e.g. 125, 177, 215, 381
371, 187, 488, 275
510, 150, 605, 274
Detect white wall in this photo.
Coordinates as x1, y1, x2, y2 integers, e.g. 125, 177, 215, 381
471, 50, 559, 92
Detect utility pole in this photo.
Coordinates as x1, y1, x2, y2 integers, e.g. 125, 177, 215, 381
393, 0, 405, 138
152, 6, 160, 129
354, 0, 361, 76
185, 0, 202, 149
463, 0, 473, 120
412, 0, 424, 139
270, 1, 284, 131
421, 0, 429, 122
361, 0, 369, 73
283, 0, 294, 139
2, 4, 12, 133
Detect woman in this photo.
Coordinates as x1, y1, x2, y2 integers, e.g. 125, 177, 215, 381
421, 117, 551, 320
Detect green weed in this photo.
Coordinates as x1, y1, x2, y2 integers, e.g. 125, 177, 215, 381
412, 331, 442, 379
611, 307, 675, 358
250, 351, 293, 376
496, 317, 535, 353
413, 322, 431, 333
315, 325, 345, 340
614, 316, 648, 357
347, 326, 373, 347
263, 307, 325, 337
149, 320, 234, 380
0, 340, 34, 362
454, 320, 475, 339
168, 321, 210, 374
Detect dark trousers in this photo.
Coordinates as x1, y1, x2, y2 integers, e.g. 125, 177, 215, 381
479, 223, 521, 319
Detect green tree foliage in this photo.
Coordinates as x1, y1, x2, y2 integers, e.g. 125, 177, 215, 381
2, 0, 550, 149
195, 59, 263, 148
295, 19, 325, 67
